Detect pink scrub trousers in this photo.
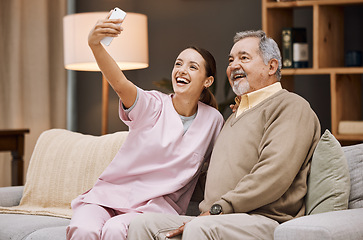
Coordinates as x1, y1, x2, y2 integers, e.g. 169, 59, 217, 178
66, 202, 139, 240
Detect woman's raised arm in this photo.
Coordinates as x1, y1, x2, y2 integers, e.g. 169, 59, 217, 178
88, 11, 137, 109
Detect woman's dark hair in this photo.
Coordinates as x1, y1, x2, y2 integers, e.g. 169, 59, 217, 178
187, 46, 218, 109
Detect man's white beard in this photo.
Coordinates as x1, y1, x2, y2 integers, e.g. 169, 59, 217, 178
232, 78, 250, 96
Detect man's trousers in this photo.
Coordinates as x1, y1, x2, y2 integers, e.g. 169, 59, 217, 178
127, 212, 279, 240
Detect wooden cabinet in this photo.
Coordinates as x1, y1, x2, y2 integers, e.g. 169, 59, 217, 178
262, 0, 363, 142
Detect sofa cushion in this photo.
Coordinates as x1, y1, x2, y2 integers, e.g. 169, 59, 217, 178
25, 226, 67, 240
342, 143, 363, 209
305, 129, 350, 215
0, 214, 69, 240
0, 129, 128, 218
0, 186, 24, 207
274, 208, 363, 240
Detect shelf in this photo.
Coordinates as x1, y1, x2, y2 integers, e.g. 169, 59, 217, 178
335, 134, 363, 141
263, 0, 363, 142
282, 67, 363, 75
266, 0, 363, 8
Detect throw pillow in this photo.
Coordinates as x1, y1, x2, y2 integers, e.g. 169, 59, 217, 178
342, 143, 363, 209
305, 129, 350, 215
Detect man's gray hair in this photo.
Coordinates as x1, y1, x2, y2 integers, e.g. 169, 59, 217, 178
234, 30, 282, 81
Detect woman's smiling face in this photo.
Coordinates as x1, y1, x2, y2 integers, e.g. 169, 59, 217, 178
171, 48, 210, 97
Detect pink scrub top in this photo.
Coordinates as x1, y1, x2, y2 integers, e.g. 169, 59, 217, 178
72, 88, 224, 215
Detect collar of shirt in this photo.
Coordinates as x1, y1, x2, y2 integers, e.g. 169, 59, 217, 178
236, 82, 282, 117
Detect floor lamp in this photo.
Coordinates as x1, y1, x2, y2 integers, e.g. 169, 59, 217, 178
63, 12, 148, 135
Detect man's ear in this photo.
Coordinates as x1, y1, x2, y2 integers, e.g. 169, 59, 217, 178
268, 59, 279, 76
204, 76, 214, 88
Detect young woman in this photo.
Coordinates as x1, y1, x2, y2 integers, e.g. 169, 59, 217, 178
66, 10, 224, 240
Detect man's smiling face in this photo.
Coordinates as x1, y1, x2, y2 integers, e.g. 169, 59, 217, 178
227, 37, 270, 96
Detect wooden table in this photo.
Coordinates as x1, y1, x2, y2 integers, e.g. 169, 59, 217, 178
0, 129, 30, 186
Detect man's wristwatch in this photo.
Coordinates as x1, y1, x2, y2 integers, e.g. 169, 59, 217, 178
210, 204, 223, 215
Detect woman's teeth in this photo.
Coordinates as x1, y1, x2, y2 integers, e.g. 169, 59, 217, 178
177, 77, 190, 84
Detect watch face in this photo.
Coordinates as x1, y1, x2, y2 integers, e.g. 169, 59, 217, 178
210, 204, 222, 215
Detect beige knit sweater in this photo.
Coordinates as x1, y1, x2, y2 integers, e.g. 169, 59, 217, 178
199, 89, 321, 223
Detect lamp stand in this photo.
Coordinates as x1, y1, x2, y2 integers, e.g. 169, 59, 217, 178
102, 74, 109, 135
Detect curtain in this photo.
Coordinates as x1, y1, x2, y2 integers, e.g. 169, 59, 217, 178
0, 0, 67, 186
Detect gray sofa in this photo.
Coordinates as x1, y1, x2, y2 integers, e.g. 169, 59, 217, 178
0, 129, 362, 240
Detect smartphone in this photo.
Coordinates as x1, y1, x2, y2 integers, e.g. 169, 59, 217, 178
100, 7, 127, 46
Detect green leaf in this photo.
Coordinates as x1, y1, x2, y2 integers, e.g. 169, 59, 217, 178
152, 78, 173, 93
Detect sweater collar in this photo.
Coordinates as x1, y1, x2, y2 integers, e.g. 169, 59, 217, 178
236, 82, 282, 117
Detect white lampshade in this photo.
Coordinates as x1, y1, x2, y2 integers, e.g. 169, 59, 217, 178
63, 12, 148, 71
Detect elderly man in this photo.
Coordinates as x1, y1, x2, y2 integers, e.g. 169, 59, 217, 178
127, 30, 321, 240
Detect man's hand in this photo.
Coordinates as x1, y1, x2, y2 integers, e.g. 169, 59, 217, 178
166, 222, 187, 238
199, 211, 211, 217
230, 96, 241, 113
165, 212, 211, 238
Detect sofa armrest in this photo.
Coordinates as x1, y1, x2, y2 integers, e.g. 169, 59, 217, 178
0, 186, 24, 207
274, 208, 363, 240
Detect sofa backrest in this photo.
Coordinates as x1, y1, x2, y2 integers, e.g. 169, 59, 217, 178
342, 143, 363, 209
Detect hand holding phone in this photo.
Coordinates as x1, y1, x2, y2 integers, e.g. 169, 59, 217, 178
101, 7, 127, 46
